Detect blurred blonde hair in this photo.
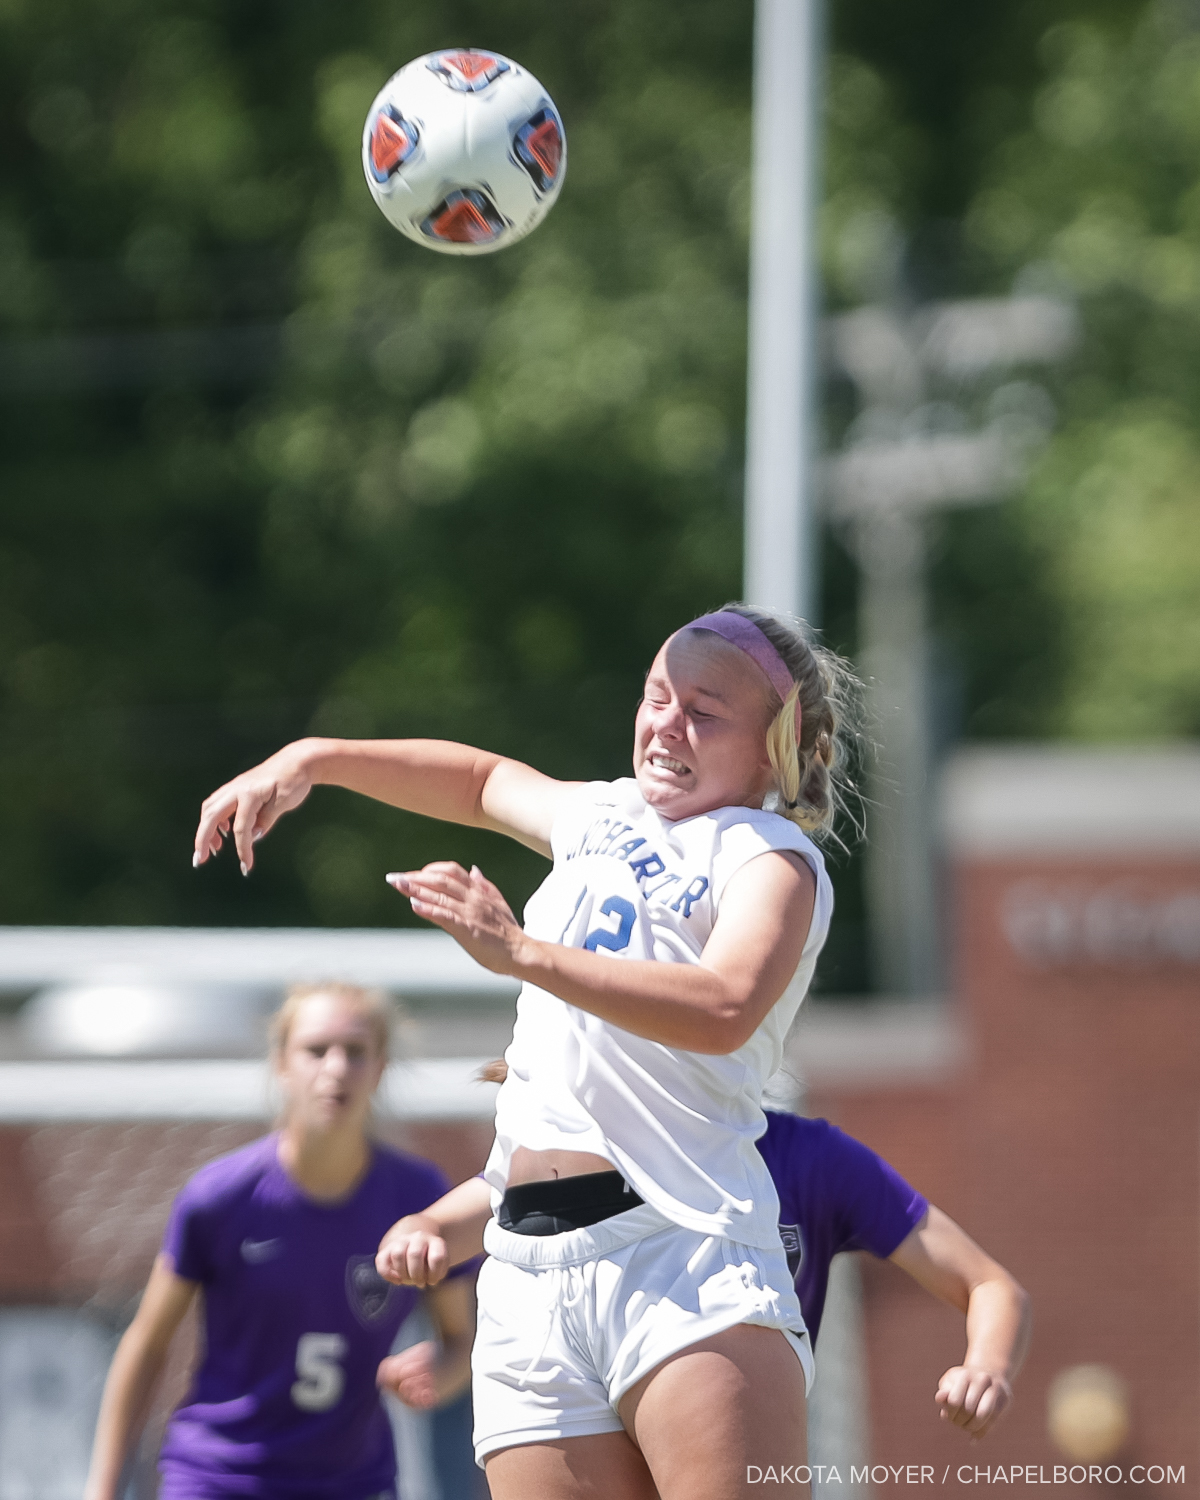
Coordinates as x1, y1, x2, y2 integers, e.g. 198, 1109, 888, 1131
269, 982, 394, 1061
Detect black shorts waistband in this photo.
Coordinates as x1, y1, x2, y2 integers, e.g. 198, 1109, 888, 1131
498, 1169, 645, 1236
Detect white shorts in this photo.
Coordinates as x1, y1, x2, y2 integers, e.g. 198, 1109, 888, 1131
472, 1201, 813, 1466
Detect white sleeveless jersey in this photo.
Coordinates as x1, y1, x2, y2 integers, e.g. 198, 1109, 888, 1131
484, 778, 834, 1248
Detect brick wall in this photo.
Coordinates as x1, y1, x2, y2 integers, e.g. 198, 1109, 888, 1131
812, 850, 1200, 1488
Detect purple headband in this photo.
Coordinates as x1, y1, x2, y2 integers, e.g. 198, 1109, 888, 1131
684, 611, 802, 740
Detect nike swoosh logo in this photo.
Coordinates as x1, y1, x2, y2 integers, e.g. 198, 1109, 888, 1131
240, 1237, 282, 1263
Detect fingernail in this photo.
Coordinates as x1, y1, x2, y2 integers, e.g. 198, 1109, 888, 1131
240, 861, 249, 877
386, 873, 407, 890
192, 853, 201, 869
252, 830, 263, 843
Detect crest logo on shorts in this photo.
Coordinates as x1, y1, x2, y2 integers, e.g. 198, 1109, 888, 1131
367, 106, 420, 184
420, 188, 507, 246
779, 1223, 803, 1281
513, 107, 564, 194
427, 50, 509, 92
346, 1255, 395, 1326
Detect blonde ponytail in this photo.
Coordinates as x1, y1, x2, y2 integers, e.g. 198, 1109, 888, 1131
720, 603, 864, 844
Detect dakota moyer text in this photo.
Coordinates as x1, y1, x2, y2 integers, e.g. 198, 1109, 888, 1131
746, 1464, 1186, 1485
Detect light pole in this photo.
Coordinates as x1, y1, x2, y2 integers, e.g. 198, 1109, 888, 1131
826, 296, 1078, 995
744, 0, 823, 621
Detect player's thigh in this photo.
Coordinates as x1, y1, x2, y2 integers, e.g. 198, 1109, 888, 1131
483, 1430, 660, 1500
618, 1324, 809, 1500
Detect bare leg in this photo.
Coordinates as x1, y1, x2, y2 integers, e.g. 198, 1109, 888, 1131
484, 1431, 660, 1500
619, 1325, 809, 1500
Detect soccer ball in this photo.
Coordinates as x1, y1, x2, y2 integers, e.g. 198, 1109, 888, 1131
362, 49, 566, 255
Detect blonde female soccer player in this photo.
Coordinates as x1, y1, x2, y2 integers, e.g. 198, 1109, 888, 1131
84, 984, 475, 1500
193, 605, 856, 1500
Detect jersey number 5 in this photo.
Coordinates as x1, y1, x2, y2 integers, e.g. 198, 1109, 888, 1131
291, 1332, 347, 1412
584, 895, 636, 953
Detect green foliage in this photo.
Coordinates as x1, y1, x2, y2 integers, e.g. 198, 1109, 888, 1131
1021, 408, 1200, 737
964, 1, 1200, 739
2, 0, 1192, 982
0, 0, 906, 943
821, 55, 923, 304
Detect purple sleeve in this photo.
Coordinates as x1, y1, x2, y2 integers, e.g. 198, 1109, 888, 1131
160, 1181, 214, 1284
824, 1126, 928, 1260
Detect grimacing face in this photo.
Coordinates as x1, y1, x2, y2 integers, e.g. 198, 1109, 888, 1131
275, 993, 385, 1133
633, 630, 776, 823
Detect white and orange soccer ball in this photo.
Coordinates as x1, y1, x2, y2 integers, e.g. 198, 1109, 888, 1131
362, 49, 566, 255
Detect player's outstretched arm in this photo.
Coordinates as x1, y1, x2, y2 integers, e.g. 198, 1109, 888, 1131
376, 1175, 492, 1288
193, 737, 575, 874
85, 1256, 198, 1500
389, 847, 816, 1054
377, 1275, 476, 1412
888, 1206, 1031, 1439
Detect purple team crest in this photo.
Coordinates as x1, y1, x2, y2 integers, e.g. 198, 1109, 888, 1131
779, 1223, 803, 1279
345, 1254, 396, 1326
426, 50, 510, 92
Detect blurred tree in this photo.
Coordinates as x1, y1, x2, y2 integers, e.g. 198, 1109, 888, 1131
0, 0, 912, 966
3, 0, 1188, 994
962, 0, 1200, 740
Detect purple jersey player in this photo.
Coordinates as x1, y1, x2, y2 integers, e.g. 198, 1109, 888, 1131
756, 1110, 929, 1344
757, 1110, 1030, 1435
378, 1081, 1031, 1442
85, 984, 475, 1500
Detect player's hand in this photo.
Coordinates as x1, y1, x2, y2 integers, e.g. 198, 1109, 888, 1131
193, 741, 317, 875
377, 1342, 440, 1411
377, 1213, 449, 1287
936, 1365, 1013, 1438
387, 862, 526, 974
